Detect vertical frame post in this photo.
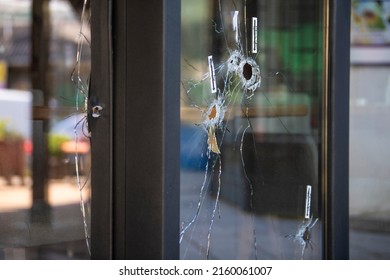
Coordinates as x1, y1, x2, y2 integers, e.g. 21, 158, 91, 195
119, 0, 180, 259
90, 0, 113, 259
91, 0, 180, 259
324, 0, 350, 259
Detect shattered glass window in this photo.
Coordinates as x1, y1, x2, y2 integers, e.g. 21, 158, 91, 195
180, 0, 325, 259
0, 0, 90, 259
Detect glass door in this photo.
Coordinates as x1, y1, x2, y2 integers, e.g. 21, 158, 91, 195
0, 0, 91, 259
180, 0, 327, 260
88, 0, 349, 260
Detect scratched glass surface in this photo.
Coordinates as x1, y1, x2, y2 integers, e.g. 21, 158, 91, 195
180, 0, 324, 259
70, 0, 91, 256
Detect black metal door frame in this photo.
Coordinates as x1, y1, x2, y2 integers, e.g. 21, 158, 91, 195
323, 0, 350, 260
89, 0, 349, 260
90, 0, 180, 259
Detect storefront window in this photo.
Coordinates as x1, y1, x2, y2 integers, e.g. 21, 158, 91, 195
180, 0, 325, 259
0, 0, 90, 259
349, 0, 390, 259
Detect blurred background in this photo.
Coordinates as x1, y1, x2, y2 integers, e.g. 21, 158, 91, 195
0, 0, 389, 259
0, 0, 90, 259
349, 0, 390, 259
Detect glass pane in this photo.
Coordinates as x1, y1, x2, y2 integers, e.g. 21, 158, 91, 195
350, 0, 390, 259
0, 0, 90, 259
180, 0, 325, 259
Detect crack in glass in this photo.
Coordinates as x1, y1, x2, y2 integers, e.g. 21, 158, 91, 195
286, 216, 318, 260
180, 0, 263, 259
70, 0, 91, 256
181, 0, 323, 260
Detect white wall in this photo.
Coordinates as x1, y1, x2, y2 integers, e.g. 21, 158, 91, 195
0, 89, 31, 139
349, 65, 390, 216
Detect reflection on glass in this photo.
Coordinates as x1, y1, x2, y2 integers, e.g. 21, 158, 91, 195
0, 0, 90, 259
180, 0, 324, 259
350, 0, 390, 260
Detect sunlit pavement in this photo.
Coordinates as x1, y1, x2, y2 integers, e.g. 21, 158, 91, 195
0, 177, 87, 211
0, 177, 90, 259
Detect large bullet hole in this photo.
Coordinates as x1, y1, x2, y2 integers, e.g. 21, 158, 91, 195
243, 63, 252, 80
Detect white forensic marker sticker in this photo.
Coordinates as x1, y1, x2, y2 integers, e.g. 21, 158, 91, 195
208, 55, 217, 93
252, 17, 258, 53
305, 185, 312, 219
232, 11, 239, 43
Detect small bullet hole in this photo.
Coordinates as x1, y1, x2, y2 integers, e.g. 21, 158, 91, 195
92, 105, 103, 118
243, 63, 252, 80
